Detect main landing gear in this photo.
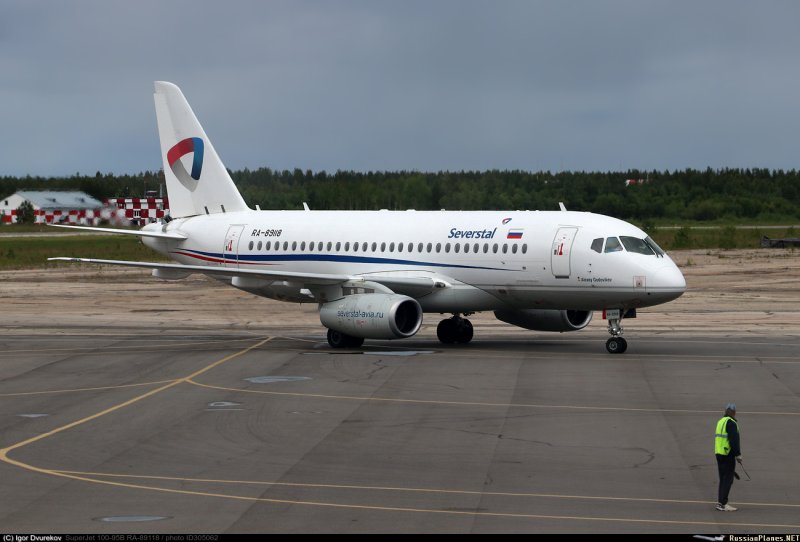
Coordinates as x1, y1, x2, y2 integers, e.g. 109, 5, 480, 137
605, 310, 627, 354
327, 328, 365, 348
436, 314, 474, 344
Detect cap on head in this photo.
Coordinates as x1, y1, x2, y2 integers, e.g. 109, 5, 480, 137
725, 402, 737, 412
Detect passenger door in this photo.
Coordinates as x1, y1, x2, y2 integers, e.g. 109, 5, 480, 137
551, 227, 578, 278
223, 225, 245, 267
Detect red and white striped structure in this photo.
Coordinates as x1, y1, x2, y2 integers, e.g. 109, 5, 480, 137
1, 191, 171, 225
105, 197, 170, 225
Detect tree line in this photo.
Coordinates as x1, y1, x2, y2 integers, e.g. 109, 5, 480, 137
3, 167, 799, 223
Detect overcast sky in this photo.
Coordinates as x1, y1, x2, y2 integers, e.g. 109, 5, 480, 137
2, 1, 799, 176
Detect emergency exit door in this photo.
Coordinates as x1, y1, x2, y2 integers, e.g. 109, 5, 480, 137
551, 227, 578, 278
223, 225, 245, 267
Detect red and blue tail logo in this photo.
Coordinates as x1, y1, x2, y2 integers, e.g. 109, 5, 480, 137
167, 137, 204, 181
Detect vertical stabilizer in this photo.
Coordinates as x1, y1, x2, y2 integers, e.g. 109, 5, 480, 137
154, 81, 249, 218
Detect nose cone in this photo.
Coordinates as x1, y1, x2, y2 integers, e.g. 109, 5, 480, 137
649, 263, 687, 303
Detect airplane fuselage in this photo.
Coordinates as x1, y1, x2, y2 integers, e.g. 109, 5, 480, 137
143, 209, 685, 313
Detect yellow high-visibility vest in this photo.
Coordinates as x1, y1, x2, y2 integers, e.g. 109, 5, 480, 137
715, 416, 738, 455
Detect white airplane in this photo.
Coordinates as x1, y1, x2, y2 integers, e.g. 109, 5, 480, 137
51, 81, 686, 354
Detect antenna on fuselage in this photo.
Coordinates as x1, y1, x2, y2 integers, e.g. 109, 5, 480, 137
559, 202, 567, 211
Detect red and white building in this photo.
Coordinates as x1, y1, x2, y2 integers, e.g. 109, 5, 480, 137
1, 191, 171, 225
1, 191, 105, 225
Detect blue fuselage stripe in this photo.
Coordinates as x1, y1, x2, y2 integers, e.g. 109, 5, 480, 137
179, 249, 504, 271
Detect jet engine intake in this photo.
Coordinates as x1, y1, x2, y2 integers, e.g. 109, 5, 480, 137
494, 309, 592, 332
320, 293, 423, 340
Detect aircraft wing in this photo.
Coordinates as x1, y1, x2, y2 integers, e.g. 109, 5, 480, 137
47, 257, 450, 295
48, 257, 349, 285
49, 224, 187, 240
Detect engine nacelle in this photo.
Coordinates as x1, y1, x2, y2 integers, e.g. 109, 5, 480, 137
320, 294, 423, 340
494, 309, 592, 332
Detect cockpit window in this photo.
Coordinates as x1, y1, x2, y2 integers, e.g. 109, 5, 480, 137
620, 236, 655, 255
604, 237, 623, 253
645, 236, 666, 257
591, 238, 603, 253
617, 236, 666, 257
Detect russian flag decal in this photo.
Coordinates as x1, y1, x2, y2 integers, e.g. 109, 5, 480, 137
507, 229, 523, 239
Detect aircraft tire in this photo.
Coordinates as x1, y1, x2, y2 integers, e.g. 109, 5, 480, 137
455, 318, 474, 344
606, 337, 627, 354
437, 318, 458, 344
327, 329, 364, 348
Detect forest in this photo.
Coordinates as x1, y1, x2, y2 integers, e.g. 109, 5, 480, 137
2, 167, 799, 225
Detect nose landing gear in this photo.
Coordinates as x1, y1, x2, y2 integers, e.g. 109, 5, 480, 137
604, 309, 628, 354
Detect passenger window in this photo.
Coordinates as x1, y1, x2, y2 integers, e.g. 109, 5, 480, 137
283, 241, 289, 250
308, 241, 314, 251
291, 241, 297, 251
474, 243, 479, 253
522, 244, 527, 254
502, 244, 508, 254
436, 243, 441, 253
427, 243, 432, 253
464, 244, 469, 253
327, 241, 332, 251
418, 243, 424, 252
445, 243, 451, 253
454, 243, 460, 253
398, 242, 404, 252
483, 244, 489, 253
300, 241, 306, 251
492, 244, 498, 253
408, 243, 413, 253
362, 242, 368, 252
604, 237, 623, 253
248, 241, 254, 250
353, 242, 358, 252
591, 238, 603, 253
389, 242, 395, 252
266, 241, 271, 251
372, 242, 377, 252
380, 242, 386, 252
336, 242, 341, 251
512, 244, 518, 254
344, 242, 350, 251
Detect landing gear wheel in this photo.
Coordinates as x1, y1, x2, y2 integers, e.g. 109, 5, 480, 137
455, 318, 473, 344
437, 316, 473, 345
327, 329, 364, 348
606, 337, 628, 354
437, 318, 457, 344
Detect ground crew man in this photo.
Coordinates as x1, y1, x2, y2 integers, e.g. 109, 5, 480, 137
715, 402, 741, 511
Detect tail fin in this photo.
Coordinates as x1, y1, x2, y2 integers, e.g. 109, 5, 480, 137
153, 81, 249, 218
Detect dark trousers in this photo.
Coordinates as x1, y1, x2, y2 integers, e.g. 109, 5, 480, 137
716, 454, 736, 505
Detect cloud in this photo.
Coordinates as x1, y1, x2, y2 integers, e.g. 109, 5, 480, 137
2, 0, 799, 176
